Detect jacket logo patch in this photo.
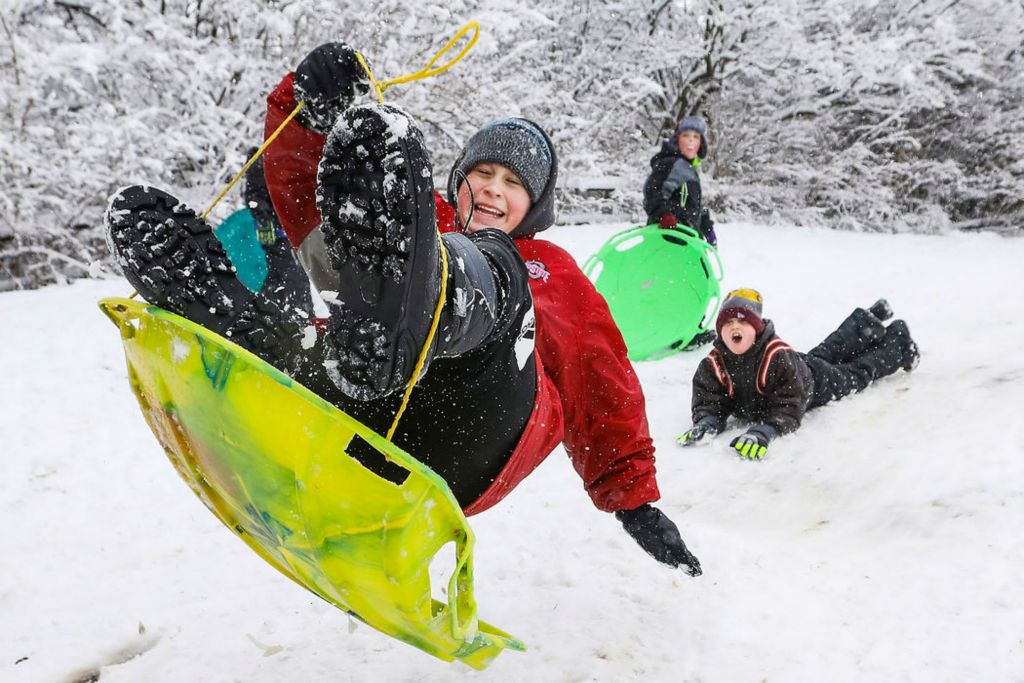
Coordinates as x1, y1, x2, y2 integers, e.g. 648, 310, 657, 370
514, 304, 536, 370
525, 259, 550, 282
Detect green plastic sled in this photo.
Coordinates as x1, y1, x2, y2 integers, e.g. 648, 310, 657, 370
582, 224, 723, 360
99, 297, 524, 669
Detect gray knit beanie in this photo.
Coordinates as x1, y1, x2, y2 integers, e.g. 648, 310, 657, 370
452, 118, 553, 203
675, 116, 707, 138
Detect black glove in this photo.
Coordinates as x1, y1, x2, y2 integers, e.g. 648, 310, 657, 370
676, 416, 720, 447
615, 504, 702, 576
729, 424, 777, 460
293, 42, 370, 134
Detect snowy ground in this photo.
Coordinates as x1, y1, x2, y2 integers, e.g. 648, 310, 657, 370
2, 221, 1022, 682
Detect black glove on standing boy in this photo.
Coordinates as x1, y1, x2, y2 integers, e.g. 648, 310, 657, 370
615, 504, 702, 576
293, 42, 370, 134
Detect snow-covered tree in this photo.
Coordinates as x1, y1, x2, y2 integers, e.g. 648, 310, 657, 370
1, 0, 1021, 290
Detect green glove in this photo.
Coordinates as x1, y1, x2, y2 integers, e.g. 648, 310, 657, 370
729, 425, 777, 460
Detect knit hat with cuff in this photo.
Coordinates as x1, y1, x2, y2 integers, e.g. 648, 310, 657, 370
451, 118, 553, 203
716, 288, 766, 337
447, 117, 558, 238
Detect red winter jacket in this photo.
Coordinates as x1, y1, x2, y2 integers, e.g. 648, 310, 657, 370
262, 73, 660, 514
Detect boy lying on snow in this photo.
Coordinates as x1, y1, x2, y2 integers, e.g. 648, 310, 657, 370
105, 42, 702, 576
677, 288, 919, 459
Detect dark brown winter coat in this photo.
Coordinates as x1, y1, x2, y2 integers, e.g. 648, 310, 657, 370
691, 321, 813, 434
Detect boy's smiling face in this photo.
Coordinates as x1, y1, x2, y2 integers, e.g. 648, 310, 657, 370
457, 162, 531, 235
720, 318, 757, 354
677, 130, 702, 160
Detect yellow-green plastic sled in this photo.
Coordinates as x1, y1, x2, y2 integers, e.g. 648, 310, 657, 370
99, 297, 524, 669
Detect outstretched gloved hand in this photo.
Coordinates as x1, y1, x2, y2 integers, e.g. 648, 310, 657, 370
615, 504, 702, 576
658, 213, 678, 229
676, 417, 720, 447
293, 42, 370, 134
729, 424, 777, 459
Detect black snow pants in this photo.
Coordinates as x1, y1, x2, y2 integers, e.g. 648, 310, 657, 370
803, 308, 907, 409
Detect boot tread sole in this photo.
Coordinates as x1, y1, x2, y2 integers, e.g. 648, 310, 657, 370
316, 105, 437, 400
106, 186, 301, 357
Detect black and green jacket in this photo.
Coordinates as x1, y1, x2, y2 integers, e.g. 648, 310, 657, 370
643, 143, 703, 230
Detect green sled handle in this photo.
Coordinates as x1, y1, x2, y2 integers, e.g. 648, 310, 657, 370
99, 297, 524, 669
582, 223, 724, 361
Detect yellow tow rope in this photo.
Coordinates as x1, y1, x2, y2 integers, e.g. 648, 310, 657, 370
195, 21, 478, 440
356, 21, 479, 103
387, 237, 449, 441
200, 101, 306, 220
202, 20, 479, 219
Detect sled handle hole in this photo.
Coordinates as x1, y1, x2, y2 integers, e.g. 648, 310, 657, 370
614, 235, 645, 252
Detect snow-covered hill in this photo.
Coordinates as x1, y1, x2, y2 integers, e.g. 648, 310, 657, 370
2, 221, 1021, 682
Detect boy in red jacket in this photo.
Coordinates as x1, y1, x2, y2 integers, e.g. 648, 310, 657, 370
105, 42, 701, 576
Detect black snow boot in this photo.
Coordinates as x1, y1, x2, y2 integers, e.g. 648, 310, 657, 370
846, 318, 919, 382
313, 103, 529, 401
105, 185, 313, 373
869, 298, 894, 322
885, 319, 920, 371
807, 306, 888, 365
